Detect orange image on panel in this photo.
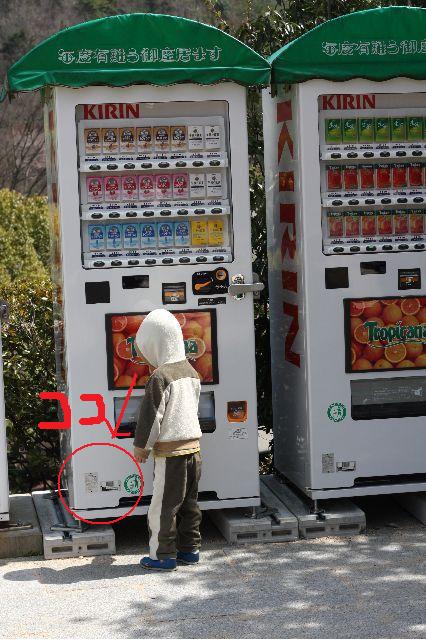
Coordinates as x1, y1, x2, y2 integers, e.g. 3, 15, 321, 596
347, 297, 426, 373
108, 311, 217, 389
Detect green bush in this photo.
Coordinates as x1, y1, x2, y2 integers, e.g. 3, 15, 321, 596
0, 190, 58, 492
2, 278, 59, 492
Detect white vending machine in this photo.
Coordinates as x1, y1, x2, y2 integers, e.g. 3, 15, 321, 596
263, 7, 426, 499
4, 13, 269, 519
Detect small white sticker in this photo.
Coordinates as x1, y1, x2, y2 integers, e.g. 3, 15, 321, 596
85, 472, 99, 493
336, 461, 356, 472
228, 427, 248, 440
100, 480, 121, 491
322, 453, 335, 473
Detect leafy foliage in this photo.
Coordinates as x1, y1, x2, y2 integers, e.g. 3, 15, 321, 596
0, 189, 50, 288
2, 277, 58, 492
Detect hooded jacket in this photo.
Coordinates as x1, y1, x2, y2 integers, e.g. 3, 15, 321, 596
133, 309, 202, 455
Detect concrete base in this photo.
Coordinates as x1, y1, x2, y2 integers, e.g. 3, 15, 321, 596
0, 494, 43, 558
395, 492, 426, 525
262, 475, 366, 539
208, 483, 299, 544
32, 490, 115, 560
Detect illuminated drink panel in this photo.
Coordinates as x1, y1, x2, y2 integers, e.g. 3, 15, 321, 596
344, 296, 426, 373
105, 310, 218, 389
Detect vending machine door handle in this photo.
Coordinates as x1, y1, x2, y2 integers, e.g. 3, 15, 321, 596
228, 275, 264, 299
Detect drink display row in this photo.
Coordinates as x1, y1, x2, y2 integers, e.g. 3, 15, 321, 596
86, 172, 223, 203
84, 124, 221, 155
88, 218, 226, 251
326, 162, 424, 191
325, 115, 426, 144
327, 209, 425, 239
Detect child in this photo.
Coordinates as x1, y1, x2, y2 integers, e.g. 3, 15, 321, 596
133, 309, 202, 572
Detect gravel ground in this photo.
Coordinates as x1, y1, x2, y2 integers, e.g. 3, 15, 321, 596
0, 495, 424, 639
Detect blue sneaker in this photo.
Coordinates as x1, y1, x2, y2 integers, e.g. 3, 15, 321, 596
140, 557, 177, 571
177, 551, 199, 565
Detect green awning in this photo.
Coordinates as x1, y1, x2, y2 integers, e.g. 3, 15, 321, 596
1, 13, 270, 101
270, 6, 426, 85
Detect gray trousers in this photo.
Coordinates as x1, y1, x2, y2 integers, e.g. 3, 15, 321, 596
148, 452, 202, 560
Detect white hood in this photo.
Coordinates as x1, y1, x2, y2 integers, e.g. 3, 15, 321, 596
135, 309, 186, 368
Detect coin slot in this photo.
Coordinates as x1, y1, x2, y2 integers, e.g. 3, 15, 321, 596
360, 261, 386, 275
122, 275, 149, 289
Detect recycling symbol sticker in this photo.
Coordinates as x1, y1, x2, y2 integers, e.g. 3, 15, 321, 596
124, 473, 141, 495
327, 402, 347, 423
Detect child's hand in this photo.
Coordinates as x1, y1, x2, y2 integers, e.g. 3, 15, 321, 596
134, 447, 149, 463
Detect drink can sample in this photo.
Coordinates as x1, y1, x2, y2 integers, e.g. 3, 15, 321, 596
374, 117, 390, 143
376, 164, 391, 189
136, 127, 153, 153
174, 220, 191, 247
173, 173, 189, 200
188, 125, 204, 150
88, 224, 106, 251
102, 127, 119, 154
326, 165, 342, 191
140, 222, 157, 248
344, 211, 361, 237
392, 163, 407, 188
342, 118, 358, 144
391, 116, 407, 142
377, 210, 393, 236
327, 211, 344, 238
343, 165, 358, 190
171, 125, 188, 151
205, 125, 221, 150
208, 218, 225, 246
358, 118, 374, 143
106, 224, 122, 250
409, 209, 425, 235
86, 176, 104, 203
104, 176, 121, 202
190, 173, 206, 199
123, 223, 139, 249
324, 118, 342, 144
206, 172, 223, 198
190, 219, 209, 246
361, 210, 376, 237
157, 222, 174, 247
155, 174, 172, 200
119, 127, 136, 153
407, 116, 423, 142
84, 128, 101, 154
393, 210, 409, 236
138, 174, 155, 201
154, 126, 170, 152
122, 175, 138, 201
408, 163, 423, 187
359, 164, 375, 190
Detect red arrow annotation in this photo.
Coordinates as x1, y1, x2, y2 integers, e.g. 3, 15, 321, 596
38, 373, 138, 439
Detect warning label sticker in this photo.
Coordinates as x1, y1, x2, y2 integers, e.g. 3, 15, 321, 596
322, 453, 335, 474
85, 472, 99, 493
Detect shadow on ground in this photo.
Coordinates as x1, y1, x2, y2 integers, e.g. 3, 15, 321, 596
0, 497, 424, 639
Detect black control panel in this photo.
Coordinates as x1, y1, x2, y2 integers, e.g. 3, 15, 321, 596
192, 268, 229, 296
